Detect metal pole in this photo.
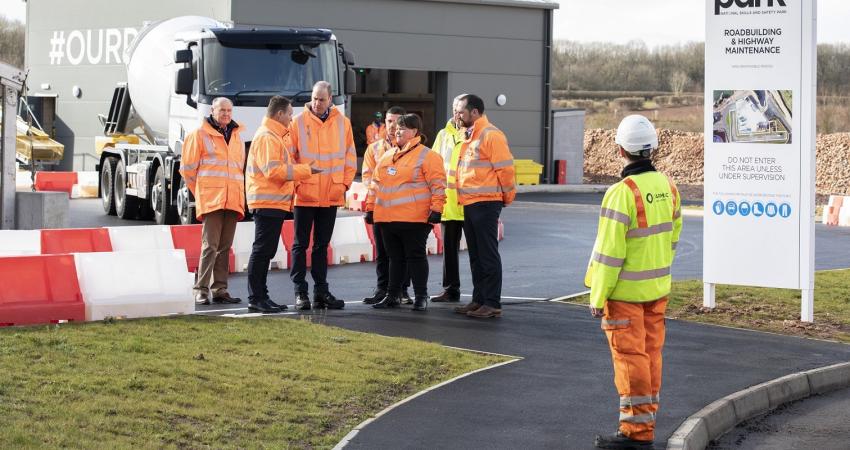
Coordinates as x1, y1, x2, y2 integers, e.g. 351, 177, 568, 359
0, 62, 24, 230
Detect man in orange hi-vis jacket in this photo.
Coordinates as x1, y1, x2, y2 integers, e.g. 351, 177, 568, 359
245, 95, 319, 314
365, 111, 386, 146
180, 97, 245, 307
451, 94, 516, 319
288, 81, 356, 311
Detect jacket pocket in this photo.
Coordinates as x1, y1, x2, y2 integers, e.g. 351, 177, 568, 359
197, 178, 226, 209
329, 170, 346, 202
296, 176, 320, 203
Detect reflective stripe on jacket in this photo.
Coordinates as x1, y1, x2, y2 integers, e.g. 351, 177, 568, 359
361, 137, 392, 189
290, 105, 357, 207
179, 120, 246, 220
432, 120, 464, 221
585, 171, 682, 308
365, 136, 447, 223
366, 123, 385, 145
246, 117, 313, 212
457, 115, 516, 206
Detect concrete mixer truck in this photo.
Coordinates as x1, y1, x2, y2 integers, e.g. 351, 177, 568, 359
96, 16, 356, 224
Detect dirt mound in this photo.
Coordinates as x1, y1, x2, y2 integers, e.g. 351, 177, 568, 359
584, 129, 850, 198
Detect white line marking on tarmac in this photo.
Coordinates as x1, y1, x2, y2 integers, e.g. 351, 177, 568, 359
333, 349, 522, 449
548, 290, 591, 303
461, 294, 547, 301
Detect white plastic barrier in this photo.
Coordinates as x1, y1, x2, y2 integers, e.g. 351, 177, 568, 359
839, 198, 850, 227
426, 229, 439, 255
71, 171, 99, 198
16, 171, 33, 192
75, 249, 194, 321
231, 221, 287, 272
0, 230, 41, 256
329, 216, 374, 264
106, 225, 175, 252
345, 181, 368, 211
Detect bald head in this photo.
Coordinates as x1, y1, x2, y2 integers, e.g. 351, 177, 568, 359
310, 81, 333, 117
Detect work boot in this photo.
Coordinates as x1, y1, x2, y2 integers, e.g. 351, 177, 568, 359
363, 288, 387, 305
431, 290, 460, 303
212, 292, 242, 304
266, 299, 288, 311
467, 305, 501, 318
454, 302, 481, 314
594, 432, 653, 449
295, 292, 311, 311
412, 295, 428, 312
314, 292, 345, 310
373, 294, 401, 309
401, 289, 413, 305
248, 299, 283, 314
194, 291, 210, 306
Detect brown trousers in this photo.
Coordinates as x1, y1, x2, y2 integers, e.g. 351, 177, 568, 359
194, 209, 239, 297
602, 298, 667, 442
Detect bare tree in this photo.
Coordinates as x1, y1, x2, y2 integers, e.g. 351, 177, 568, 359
669, 71, 689, 96
0, 14, 25, 68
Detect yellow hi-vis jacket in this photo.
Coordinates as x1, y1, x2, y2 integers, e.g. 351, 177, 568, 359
431, 120, 464, 221
585, 170, 682, 309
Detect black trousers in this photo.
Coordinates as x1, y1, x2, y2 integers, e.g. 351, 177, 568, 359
462, 201, 503, 308
441, 220, 464, 293
373, 223, 411, 292
290, 206, 337, 294
247, 213, 285, 301
380, 222, 431, 298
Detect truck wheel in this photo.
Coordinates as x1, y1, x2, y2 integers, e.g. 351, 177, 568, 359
101, 157, 118, 216
177, 178, 198, 225
115, 159, 140, 219
152, 165, 178, 225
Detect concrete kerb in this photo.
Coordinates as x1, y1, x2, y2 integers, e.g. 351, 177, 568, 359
516, 184, 609, 194
333, 348, 523, 450
667, 361, 850, 450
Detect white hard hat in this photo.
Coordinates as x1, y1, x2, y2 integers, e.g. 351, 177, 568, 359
615, 114, 658, 156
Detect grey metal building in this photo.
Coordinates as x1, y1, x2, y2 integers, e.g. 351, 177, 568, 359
25, 0, 557, 173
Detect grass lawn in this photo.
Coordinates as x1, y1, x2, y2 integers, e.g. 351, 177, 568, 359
0, 315, 507, 449
571, 269, 850, 343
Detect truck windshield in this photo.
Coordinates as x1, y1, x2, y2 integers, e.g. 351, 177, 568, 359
202, 40, 339, 98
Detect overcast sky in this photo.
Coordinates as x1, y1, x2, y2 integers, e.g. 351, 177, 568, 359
1, 0, 848, 47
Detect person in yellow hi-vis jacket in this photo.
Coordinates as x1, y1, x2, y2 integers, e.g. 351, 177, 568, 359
585, 115, 682, 450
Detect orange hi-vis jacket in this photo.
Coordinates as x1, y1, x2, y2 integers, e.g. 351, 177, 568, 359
290, 105, 357, 207
366, 122, 386, 145
456, 115, 516, 206
246, 117, 313, 212
365, 136, 447, 223
361, 136, 393, 189
180, 119, 246, 220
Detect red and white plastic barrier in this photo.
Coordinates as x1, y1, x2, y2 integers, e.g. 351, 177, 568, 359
345, 181, 368, 211
822, 195, 850, 226
31, 170, 99, 198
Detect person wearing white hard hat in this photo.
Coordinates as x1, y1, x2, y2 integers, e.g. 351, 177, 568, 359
584, 115, 682, 449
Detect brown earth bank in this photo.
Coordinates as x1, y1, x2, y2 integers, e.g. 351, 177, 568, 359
583, 129, 850, 203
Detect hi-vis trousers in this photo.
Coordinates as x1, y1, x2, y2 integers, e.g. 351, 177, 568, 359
601, 297, 667, 442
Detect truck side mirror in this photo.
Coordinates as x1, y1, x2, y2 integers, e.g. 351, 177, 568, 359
175, 68, 193, 95
345, 67, 357, 95
174, 49, 192, 64
343, 49, 356, 66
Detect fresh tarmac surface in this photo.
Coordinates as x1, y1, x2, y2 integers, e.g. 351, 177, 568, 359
70, 196, 850, 448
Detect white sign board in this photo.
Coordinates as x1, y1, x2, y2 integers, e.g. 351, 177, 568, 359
703, 0, 816, 320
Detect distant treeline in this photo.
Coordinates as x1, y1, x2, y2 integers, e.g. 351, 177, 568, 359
0, 15, 24, 68
553, 40, 850, 97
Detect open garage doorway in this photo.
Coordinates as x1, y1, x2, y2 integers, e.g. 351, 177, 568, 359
350, 69, 446, 174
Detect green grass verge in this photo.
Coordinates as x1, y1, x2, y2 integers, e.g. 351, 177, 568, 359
0, 316, 507, 449
571, 269, 850, 343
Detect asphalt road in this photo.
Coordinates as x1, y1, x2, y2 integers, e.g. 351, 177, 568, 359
68, 196, 850, 448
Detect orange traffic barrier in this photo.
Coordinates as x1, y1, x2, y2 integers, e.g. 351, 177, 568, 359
169, 224, 235, 273
0, 254, 85, 326
34, 171, 78, 197
41, 228, 112, 254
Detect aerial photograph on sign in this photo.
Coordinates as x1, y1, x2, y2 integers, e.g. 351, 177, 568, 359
712, 90, 792, 144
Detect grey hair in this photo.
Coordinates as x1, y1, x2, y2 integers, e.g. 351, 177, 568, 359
313, 81, 333, 97
212, 97, 233, 109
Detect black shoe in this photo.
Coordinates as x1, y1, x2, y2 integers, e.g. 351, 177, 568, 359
248, 299, 283, 314
430, 290, 460, 302
212, 292, 242, 304
295, 292, 311, 311
363, 289, 387, 305
412, 296, 428, 311
314, 292, 345, 310
594, 432, 653, 449
373, 294, 401, 309
266, 299, 288, 311
401, 290, 413, 305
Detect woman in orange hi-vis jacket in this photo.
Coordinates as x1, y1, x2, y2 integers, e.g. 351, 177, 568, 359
364, 114, 447, 311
